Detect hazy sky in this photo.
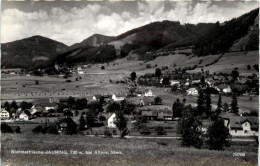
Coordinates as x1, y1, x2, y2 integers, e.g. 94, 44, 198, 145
1, 1, 259, 46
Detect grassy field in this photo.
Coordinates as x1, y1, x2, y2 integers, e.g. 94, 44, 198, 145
1, 133, 258, 166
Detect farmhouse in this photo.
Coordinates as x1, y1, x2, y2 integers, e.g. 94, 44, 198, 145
186, 88, 198, 95
141, 110, 158, 120
219, 113, 258, 136
0, 108, 10, 120
170, 80, 180, 86
217, 85, 232, 93
112, 94, 126, 101
93, 94, 102, 101
18, 110, 32, 121
77, 67, 84, 74
107, 113, 116, 128
144, 89, 154, 97
33, 99, 58, 111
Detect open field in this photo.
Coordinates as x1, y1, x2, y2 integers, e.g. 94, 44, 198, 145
1, 133, 258, 166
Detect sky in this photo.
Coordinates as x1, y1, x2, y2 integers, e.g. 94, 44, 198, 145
1, 1, 259, 46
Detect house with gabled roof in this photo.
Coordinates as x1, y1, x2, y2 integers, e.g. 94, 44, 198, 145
141, 110, 158, 120
217, 84, 232, 94
144, 89, 154, 97
107, 113, 117, 128
93, 94, 102, 101
186, 87, 198, 96
219, 112, 258, 136
112, 94, 126, 101
0, 108, 10, 120
18, 110, 32, 121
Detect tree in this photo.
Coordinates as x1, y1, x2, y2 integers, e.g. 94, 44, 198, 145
172, 98, 184, 118
88, 102, 103, 115
114, 110, 128, 138
101, 66, 105, 70
231, 94, 239, 114
162, 77, 170, 86
177, 105, 203, 148
223, 102, 229, 112
231, 70, 239, 81
3, 101, 10, 111
130, 72, 137, 82
85, 110, 95, 127
206, 119, 230, 150
200, 75, 205, 85
15, 126, 21, 133
155, 68, 162, 78
216, 94, 222, 115
20, 101, 30, 110
196, 90, 205, 116
247, 65, 251, 70
10, 100, 18, 110
79, 113, 86, 131
129, 88, 135, 95
171, 85, 178, 92
67, 96, 76, 109
106, 102, 120, 113
154, 96, 162, 105
205, 88, 212, 118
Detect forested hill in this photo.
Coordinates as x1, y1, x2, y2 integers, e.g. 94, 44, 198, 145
194, 8, 259, 56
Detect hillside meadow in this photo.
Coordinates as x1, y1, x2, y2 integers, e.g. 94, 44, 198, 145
1, 133, 258, 166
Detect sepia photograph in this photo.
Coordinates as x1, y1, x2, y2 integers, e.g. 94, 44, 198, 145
1, 0, 259, 165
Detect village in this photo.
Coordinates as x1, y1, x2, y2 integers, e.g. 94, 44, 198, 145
1, 63, 259, 142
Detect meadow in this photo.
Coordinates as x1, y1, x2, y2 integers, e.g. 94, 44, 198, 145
1, 133, 258, 166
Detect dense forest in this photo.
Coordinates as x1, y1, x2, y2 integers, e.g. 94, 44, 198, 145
194, 8, 259, 56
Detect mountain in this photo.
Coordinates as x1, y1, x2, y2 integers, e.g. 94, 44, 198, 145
2, 8, 258, 70
1, 35, 68, 69
69, 34, 116, 50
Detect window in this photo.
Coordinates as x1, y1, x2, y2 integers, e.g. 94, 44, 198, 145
235, 130, 237, 133
245, 122, 247, 126
244, 130, 248, 134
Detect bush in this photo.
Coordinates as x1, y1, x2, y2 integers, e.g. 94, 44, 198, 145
155, 126, 167, 135
139, 125, 150, 135
66, 80, 72, 82
99, 115, 106, 121
32, 125, 58, 135
32, 125, 43, 134
35, 80, 39, 85
1, 123, 14, 133
104, 129, 112, 137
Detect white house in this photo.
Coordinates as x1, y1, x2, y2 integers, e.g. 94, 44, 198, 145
170, 80, 180, 86
217, 85, 232, 93
77, 67, 84, 74
144, 89, 154, 97
107, 113, 116, 128
18, 111, 31, 121
112, 94, 125, 101
186, 88, 198, 95
191, 80, 200, 84
0, 108, 10, 120
223, 86, 232, 93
